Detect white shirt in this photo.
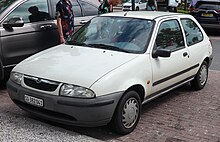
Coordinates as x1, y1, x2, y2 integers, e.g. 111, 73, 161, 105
168, 0, 180, 7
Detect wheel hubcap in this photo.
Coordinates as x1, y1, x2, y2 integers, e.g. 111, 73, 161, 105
199, 65, 207, 86
122, 97, 139, 129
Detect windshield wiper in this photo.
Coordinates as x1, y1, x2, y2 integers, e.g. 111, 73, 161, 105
66, 40, 89, 46
88, 44, 129, 53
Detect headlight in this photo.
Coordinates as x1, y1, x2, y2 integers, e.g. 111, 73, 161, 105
60, 84, 95, 98
10, 72, 23, 85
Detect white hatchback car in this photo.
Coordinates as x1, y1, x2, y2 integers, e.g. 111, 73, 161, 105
122, 0, 147, 11
7, 11, 213, 135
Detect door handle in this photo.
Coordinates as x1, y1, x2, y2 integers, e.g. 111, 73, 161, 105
40, 24, 52, 30
80, 20, 88, 24
183, 52, 188, 57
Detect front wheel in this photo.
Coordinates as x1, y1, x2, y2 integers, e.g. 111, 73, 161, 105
136, 7, 139, 11
111, 91, 141, 135
190, 61, 208, 90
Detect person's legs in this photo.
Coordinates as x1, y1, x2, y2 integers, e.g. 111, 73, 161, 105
174, 7, 177, 12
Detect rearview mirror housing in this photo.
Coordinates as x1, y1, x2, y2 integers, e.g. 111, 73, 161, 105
152, 48, 171, 58
3, 17, 24, 29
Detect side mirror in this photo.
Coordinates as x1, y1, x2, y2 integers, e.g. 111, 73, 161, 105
3, 17, 24, 29
152, 48, 171, 58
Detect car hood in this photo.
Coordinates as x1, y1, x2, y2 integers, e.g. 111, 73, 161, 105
14, 44, 138, 88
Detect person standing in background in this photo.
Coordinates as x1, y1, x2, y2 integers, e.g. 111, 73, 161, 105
146, 0, 158, 11
98, 0, 122, 14
188, 0, 198, 12
56, 0, 74, 44
167, 0, 180, 12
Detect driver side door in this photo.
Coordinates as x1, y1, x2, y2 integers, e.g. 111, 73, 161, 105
150, 19, 192, 94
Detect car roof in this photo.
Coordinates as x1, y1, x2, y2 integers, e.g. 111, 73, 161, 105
100, 11, 184, 20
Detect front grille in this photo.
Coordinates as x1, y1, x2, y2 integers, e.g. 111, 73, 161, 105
24, 76, 59, 92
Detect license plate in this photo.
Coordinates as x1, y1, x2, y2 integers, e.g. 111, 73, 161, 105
24, 95, 43, 107
201, 13, 213, 17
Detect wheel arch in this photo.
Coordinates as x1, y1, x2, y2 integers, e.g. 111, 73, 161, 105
203, 57, 211, 67
122, 84, 145, 103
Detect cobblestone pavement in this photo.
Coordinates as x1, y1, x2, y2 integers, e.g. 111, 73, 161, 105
0, 70, 220, 142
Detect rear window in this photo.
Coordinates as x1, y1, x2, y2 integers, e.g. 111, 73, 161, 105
195, 1, 220, 10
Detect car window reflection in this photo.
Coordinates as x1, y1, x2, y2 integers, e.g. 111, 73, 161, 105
6, 0, 50, 23
69, 17, 153, 54
28, 6, 51, 22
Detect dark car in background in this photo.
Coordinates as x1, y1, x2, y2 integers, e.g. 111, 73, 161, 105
190, 0, 220, 30
0, 0, 99, 82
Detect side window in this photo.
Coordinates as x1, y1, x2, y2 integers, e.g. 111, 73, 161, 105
155, 20, 184, 51
81, 1, 98, 16
180, 18, 203, 46
7, 0, 51, 23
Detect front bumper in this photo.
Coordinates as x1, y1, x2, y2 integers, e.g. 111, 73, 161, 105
7, 80, 123, 127
122, 7, 131, 11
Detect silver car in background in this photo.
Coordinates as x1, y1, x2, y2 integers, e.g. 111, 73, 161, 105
0, 0, 99, 82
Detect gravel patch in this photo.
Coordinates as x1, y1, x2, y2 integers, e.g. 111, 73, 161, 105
0, 112, 103, 142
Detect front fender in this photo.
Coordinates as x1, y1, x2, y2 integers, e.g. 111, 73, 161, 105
90, 55, 152, 97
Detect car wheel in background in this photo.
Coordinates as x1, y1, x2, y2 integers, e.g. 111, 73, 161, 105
111, 90, 141, 135
0, 60, 3, 81
191, 61, 208, 90
136, 6, 139, 11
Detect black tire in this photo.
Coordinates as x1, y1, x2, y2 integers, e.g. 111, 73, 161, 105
111, 90, 141, 135
136, 7, 139, 11
190, 61, 208, 90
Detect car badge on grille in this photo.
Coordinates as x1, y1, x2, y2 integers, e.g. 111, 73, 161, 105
35, 78, 42, 84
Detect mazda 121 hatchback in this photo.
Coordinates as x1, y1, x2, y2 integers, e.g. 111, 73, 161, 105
7, 11, 213, 135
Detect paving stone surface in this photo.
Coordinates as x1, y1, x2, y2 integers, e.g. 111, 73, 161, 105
0, 70, 220, 142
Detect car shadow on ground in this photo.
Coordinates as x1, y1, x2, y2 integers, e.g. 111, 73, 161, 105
0, 82, 6, 90
28, 83, 194, 141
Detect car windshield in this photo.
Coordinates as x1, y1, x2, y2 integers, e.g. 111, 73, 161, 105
195, 1, 220, 10
67, 16, 153, 54
0, 0, 16, 15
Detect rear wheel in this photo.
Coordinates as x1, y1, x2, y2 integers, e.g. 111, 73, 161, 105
190, 61, 208, 90
111, 90, 141, 135
136, 7, 139, 11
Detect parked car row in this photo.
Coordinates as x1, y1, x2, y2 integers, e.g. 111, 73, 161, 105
122, 0, 147, 11
190, 0, 220, 30
0, 0, 100, 81
121, 0, 220, 31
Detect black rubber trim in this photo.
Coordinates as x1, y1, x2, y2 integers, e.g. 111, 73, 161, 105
7, 81, 18, 93
153, 64, 199, 86
57, 99, 114, 107
149, 75, 195, 99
